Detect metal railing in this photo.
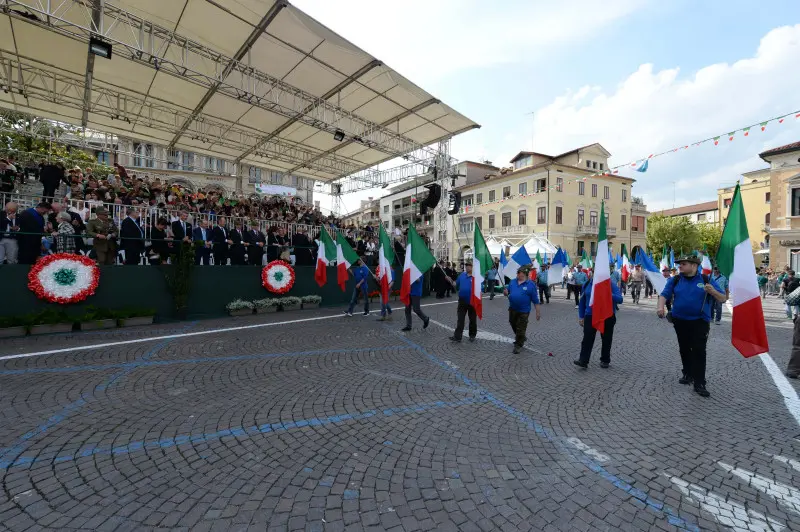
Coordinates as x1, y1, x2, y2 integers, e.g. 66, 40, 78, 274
1, 191, 376, 243
576, 224, 617, 236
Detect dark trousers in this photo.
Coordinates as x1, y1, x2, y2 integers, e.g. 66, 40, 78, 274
405, 295, 428, 327
486, 279, 497, 299
248, 247, 263, 266
123, 250, 140, 265
711, 300, 723, 322
509, 309, 530, 348
645, 280, 654, 297
42, 184, 57, 201
348, 286, 369, 314
787, 316, 800, 377
579, 314, 616, 364
672, 318, 710, 385
538, 284, 550, 303
213, 245, 228, 266
567, 284, 579, 305
195, 247, 211, 265
454, 299, 477, 340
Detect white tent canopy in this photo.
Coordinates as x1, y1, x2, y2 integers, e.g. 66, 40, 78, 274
486, 234, 558, 260
0, 0, 478, 183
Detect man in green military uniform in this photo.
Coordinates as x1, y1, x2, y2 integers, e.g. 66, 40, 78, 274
86, 206, 118, 265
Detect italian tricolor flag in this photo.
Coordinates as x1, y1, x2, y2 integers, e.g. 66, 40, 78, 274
699, 247, 713, 275
589, 202, 613, 334
400, 225, 435, 306
620, 243, 631, 282
377, 224, 395, 305
314, 229, 337, 287
335, 232, 360, 292
472, 224, 494, 319
717, 184, 769, 358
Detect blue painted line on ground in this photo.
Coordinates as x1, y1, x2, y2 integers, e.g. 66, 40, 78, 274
391, 331, 700, 532
0, 345, 410, 377
0, 324, 196, 468
0, 397, 486, 470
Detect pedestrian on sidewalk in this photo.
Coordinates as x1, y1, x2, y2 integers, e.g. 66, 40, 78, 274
504, 267, 541, 353
657, 255, 726, 398
537, 263, 551, 304
786, 314, 800, 379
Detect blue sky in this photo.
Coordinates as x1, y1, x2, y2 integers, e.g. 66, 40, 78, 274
294, 0, 800, 213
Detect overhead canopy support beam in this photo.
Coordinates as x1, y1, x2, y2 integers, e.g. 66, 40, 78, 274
284, 98, 441, 176
80, 0, 103, 127
235, 58, 382, 164
168, 0, 288, 148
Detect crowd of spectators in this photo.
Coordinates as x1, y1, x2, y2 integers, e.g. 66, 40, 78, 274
0, 159, 438, 267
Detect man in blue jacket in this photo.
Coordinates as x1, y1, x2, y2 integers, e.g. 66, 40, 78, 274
504, 267, 541, 353
574, 266, 624, 369
450, 262, 477, 342
657, 255, 726, 397
710, 266, 729, 325
345, 257, 371, 317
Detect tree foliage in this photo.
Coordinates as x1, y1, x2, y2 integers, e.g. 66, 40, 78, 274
0, 110, 113, 175
646, 214, 701, 258
697, 222, 723, 258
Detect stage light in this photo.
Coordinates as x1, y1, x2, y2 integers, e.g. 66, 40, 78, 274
89, 37, 112, 59
333, 129, 345, 142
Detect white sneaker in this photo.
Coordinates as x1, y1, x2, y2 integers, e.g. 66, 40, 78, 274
345, 311, 353, 317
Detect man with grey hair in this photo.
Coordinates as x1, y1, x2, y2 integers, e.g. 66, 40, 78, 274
120, 207, 145, 265
0, 201, 19, 263
53, 211, 77, 254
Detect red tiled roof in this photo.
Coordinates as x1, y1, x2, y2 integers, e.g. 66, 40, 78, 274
658, 201, 718, 217
760, 141, 800, 159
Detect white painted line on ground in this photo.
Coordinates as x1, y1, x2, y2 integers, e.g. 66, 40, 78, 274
565, 437, 610, 463
0, 299, 461, 362
718, 462, 800, 513
726, 300, 800, 427
427, 319, 547, 356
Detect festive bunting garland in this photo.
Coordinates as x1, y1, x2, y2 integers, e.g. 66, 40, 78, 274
458, 109, 800, 213
262, 260, 295, 294
28, 254, 100, 304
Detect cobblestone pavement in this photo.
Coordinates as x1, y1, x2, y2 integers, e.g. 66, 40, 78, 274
2, 286, 800, 531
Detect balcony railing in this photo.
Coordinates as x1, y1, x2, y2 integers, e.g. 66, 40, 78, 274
487, 225, 531, 236
576, 225, 617, 236
762, 223, 771, 232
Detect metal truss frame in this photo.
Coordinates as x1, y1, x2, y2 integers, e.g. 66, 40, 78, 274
1, 0, 442, 172
0, 54, 381, 179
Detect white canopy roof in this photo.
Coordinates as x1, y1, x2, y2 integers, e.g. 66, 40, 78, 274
486, 235, 557, 259
0, 1, 478, 182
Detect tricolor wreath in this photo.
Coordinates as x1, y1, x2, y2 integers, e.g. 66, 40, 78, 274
28, 253, 100, 304
262, 260, 295, 294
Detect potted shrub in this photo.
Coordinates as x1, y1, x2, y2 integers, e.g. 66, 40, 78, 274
117, 308, 156, 328
0, 315, 27, 338
30, 308, 74, 335
78, 306, 117, 331
226, 299, 254, 316
253, 298, 280, 314
279, 296, 302, 312
301, 295, 322, 310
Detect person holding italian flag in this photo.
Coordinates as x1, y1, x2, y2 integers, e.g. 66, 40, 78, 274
399, 225, 434, 331
375, 224, 395, 322
448, 224, 494, 342
574, 202, 623, 369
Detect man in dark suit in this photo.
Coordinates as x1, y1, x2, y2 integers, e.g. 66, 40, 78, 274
229, 222, 246, 265
292, 227, 314, 266
39, 162, 64, 202
211, 216, 231, 266
171, 211, 192, 244
244, 221, 265, 266
192, 219, 213, 265
17, 202, 51, 264
120, 208, 145, 265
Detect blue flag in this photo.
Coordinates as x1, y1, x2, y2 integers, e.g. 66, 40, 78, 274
499, 248, 508, 281
504, 246, 532, 279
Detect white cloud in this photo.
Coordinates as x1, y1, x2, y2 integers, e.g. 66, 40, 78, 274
518, 24, 800, 211
292, 0, 648, 83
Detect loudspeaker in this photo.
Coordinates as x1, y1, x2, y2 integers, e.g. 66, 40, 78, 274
447, 191, 461, 215
332, 184, 342, 195
419, 203, 428, 216
423, 183, 441, 208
